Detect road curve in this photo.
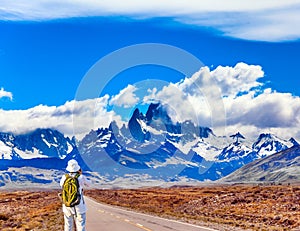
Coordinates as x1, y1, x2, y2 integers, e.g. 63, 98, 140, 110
85, 197, 217, 231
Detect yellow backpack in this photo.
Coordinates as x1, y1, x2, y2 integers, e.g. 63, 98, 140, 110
62, 173, 81, 207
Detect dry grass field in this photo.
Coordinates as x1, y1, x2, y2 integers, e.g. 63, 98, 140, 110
86, 185, 300, 231
0, 190, 63, 231
0, 185, 299, 231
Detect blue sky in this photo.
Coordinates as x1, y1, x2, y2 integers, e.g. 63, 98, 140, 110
0, 1, 300, 140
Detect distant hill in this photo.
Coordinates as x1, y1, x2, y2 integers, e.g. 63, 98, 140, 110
221, 145, 300, 183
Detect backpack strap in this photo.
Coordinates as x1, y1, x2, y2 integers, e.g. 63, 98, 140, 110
74, 173, 80, 179
63, 174, 70, 186
75, 173, 81, 196
73, 173, 83, 203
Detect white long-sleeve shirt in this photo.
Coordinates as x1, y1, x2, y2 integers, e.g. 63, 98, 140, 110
60, 173, 91, 215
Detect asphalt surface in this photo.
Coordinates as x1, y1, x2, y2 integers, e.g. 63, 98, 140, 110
85, 197, 217, 231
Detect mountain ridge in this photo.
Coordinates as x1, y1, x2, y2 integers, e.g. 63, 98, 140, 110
0, 103, 299, 187
221, 145, 300, 183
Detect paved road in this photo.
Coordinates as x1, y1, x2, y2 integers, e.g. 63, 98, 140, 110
85, 197, 217, 231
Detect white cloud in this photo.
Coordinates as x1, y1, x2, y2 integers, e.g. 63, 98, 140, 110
109, 84, 139, 108
0, 87, 13, 101
0, 96, 121, 139
146, 83, 204, 124
0, 63, 299, 141
220, 6, 300, 41
142, 68, 224, 128
211, 63, 264, 97
225, 89, 300, 129
0, 0, 300, 41
142, 62, 300, 141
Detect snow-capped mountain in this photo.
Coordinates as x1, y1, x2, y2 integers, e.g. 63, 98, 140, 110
77, 103, 218, 180
0, 128, 75, 160
221, 145, 300, 183
128, 108, 151, 142
252, 133, 295, 158
77, 103, 298, 182
0, 128, 91, 173
0, 103, 299, 187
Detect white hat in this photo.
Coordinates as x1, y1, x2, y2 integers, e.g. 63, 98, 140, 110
66, 159, 81, 172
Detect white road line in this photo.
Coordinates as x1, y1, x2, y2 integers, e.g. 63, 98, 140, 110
93, 202, 153, 231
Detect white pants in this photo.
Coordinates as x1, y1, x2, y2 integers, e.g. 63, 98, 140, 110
64, 212, 86, 231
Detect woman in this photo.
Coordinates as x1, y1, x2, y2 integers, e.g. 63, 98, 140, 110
60, 159, 90, 231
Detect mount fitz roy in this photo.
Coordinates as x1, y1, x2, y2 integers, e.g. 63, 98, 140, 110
0, 103, 299, 187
